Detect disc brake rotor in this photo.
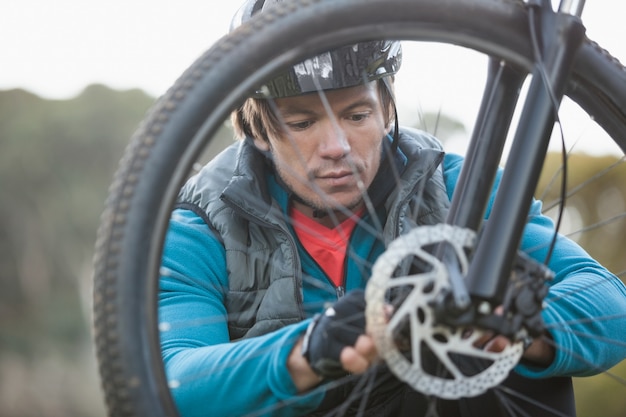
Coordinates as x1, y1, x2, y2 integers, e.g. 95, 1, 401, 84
365, 224, 523, 399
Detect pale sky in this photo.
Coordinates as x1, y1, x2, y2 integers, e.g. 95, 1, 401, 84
1, 1, 241, 99
1, 1, 624, 154
2, 1, 623, 99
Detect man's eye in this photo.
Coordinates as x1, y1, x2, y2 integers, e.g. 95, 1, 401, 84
289, 121, 312, 130
350, 113, 369, 122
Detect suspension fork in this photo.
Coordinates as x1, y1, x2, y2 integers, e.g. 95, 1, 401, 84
441, 0, 587, 317
438, 59, 526, 313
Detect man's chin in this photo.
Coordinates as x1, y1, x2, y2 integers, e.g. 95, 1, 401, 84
309, 196, 365, 214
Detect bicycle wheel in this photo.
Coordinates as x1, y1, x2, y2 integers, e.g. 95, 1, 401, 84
92, 0, 626, 416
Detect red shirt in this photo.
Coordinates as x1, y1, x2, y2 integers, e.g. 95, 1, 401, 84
291, 208, 362, 287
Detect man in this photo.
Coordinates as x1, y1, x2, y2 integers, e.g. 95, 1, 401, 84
159, 1, 626, 416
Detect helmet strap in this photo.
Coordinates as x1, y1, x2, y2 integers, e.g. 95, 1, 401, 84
382, 77, 400, 152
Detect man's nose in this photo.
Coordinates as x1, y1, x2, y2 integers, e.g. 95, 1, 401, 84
319, 125, 350, 159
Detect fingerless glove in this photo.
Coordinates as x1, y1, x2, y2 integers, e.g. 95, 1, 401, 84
301, 289, 367, 379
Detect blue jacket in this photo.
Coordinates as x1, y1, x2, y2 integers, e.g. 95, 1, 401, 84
160, 132, 626, 417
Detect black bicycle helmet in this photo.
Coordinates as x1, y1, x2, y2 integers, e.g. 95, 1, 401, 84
230, 0, 402, 98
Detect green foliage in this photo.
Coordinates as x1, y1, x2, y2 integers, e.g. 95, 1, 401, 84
537, 152, 626, 276
574, 361, 626, 417
0, 84, 153, 320
0, 85, 155, 417
0, 84, 237, 417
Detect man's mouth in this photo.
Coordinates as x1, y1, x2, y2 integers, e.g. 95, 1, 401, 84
319, 170, 354, 179
316, 170, 357, 187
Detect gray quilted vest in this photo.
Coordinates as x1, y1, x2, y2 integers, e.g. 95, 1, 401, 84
176, 127, 450, 340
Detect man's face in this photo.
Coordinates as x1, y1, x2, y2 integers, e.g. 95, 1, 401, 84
253, 83, 390, 217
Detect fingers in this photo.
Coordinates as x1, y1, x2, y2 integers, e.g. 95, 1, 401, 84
471, 306, 511, 353
483, 335, 510, 352
340, 335, 379, 374
479, 333, 554, 365
473, 331, 511, 352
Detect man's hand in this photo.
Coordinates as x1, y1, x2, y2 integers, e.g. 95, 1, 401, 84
474, 304, 555, 366
288, 290, 379, 392
477, 332, 555, 366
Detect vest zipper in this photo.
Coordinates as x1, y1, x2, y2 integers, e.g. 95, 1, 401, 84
335, 285, 345, 299
293, 238, 345, 300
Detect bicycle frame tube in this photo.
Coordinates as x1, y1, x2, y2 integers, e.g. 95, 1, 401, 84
559, 0, 585, 16
463, 2, 587, 304
441, 59, 526, 310
447, 59, 526, 231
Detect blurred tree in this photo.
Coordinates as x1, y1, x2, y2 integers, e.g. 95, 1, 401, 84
537, 152, 626, 276
0, 84, 236, 417
0, 85, 155, 417
0, 85, 152, 341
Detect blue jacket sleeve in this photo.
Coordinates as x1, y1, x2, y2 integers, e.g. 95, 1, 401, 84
159, 209, 323, 417
443, 153, 626, 378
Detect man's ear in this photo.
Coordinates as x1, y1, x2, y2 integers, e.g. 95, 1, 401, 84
381, 111, 394, 136
252, 136, 271, 152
